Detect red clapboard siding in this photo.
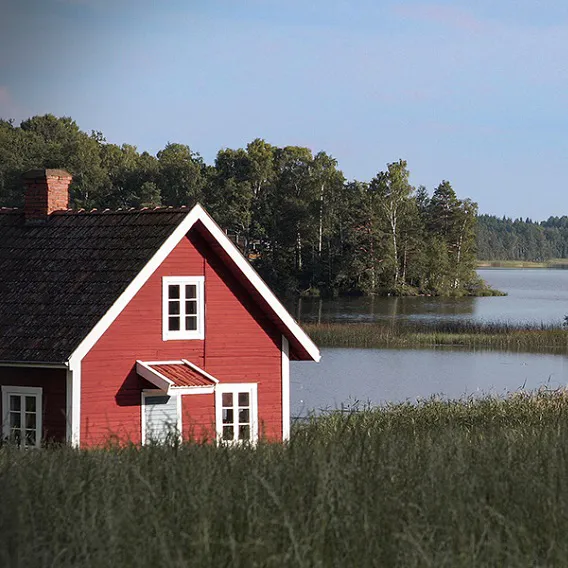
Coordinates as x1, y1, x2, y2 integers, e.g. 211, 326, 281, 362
197, 232, 282, 441
81, 229, 283, 446
0, 366, 67, 443
182, 394, 215, 442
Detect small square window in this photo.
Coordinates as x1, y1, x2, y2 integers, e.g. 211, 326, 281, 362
163, 277, 204, 340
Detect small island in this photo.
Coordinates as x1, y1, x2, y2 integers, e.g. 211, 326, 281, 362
1, 116, 501, 300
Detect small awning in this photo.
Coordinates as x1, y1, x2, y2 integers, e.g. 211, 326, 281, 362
136, 359, 218, 394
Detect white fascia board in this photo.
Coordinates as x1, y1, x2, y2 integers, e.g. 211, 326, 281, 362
68, 204, 320, 365
171, 385, 215, 395
194, 205, 321, 362
136, 360, 173, 393
181, 359, 220, 384
68, 207, 203, 366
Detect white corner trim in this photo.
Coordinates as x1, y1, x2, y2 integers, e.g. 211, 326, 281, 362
67, 359, 81, 447
68, 203, 320, 365
282, 335, 290, 441
66, 369, 73, 444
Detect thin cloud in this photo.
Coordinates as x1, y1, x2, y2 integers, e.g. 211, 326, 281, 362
0, 86, 15, 117
393, 3, 487, 33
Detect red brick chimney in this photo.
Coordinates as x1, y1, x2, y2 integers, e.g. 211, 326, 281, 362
22, 169, 72, 222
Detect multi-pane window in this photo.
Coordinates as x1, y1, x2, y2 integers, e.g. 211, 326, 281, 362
1, 386, 42, 448
162, 276, 204, 340
216, 384, 258, 444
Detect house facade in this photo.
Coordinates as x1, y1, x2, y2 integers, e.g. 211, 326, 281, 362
0, 170, 319, 448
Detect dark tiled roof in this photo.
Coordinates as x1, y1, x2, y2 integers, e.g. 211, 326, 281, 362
0, 208, 190, 363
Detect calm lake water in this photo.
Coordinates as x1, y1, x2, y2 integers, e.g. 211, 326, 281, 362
288, 268, 568, 326
291, 269, 568, 416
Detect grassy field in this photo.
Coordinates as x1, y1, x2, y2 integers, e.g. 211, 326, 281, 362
2, 392, 568, 566
304, 320, 568, 352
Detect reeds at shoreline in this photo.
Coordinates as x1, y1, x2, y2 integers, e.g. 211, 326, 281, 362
3, 391, 568, 566
304, 320, 568, 352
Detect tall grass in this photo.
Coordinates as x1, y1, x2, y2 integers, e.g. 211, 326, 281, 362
305, 321, 568, 352
2, 391, 568, 566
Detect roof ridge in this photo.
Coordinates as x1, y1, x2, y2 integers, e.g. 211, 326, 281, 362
51, 206, 191, 216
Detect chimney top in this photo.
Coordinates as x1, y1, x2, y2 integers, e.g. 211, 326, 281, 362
22, 168, 72, 223
22, 169, 72, 181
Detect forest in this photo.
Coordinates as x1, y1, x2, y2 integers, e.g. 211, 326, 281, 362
2, 114, 485, 297
477, 215, 568, 262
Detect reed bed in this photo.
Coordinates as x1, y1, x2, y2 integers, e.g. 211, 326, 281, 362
305, 321, 568, 352
2, 391, 568, 566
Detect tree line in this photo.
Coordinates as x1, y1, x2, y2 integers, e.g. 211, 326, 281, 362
477, 215, 568, 261
0, 114, 482, 297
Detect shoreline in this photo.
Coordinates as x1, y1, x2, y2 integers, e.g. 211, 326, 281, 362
477, 259, 568, 269
304, 322, 568, 354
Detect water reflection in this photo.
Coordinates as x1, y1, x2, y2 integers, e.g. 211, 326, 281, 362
292, 295, 475, 324
287, 269, 568, 326
292, 348, 568, 417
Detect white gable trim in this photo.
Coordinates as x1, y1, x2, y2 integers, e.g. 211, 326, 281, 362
68, 207, 204, 366
194, 206, 321, 362
68, 204, 320, 365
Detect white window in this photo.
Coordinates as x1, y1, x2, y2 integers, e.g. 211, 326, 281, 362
1, 386, 42, 448
215, 384, 258, 444
162, 276, 204, 340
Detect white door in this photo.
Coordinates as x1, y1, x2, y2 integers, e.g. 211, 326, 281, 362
142, 393, 180, 444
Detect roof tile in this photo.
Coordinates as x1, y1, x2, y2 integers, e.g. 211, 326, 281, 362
0, 208, 189, 362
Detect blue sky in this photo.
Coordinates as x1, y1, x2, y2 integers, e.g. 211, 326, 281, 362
1, 0, 567, 219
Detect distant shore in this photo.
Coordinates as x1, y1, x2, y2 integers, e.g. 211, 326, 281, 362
477, 259, 568, 269
305, 321, 568, 353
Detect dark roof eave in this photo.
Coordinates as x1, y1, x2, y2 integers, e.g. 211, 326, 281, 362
0, 360, 68, 368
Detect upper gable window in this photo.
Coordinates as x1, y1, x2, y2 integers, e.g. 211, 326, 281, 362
162, 276, 204, 340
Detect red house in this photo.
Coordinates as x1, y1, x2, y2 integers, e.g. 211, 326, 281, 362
0, 169, 320, 448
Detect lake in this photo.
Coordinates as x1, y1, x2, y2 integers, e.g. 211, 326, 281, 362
291, 269, 568, 416
288, 268, 568, 326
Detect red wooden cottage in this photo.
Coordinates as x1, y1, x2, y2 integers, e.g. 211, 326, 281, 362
0, 169, 320, 448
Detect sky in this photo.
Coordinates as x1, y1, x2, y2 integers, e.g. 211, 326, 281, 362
1, 0, 567, 220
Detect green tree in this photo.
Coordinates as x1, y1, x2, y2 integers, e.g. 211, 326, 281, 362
370, 160, 414, 291
157, 143, 206, 207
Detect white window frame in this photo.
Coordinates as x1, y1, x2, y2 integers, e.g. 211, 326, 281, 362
141, 390, 182, 445
1, 386, 42, 449
215, 383, 258, 444
162, 276, 205, 340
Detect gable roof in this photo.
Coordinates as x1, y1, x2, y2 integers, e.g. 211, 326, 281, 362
0, 207, 189, 363
0, 204, 320, 364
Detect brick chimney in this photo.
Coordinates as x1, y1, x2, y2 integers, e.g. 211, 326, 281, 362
22, 169, 72, 223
